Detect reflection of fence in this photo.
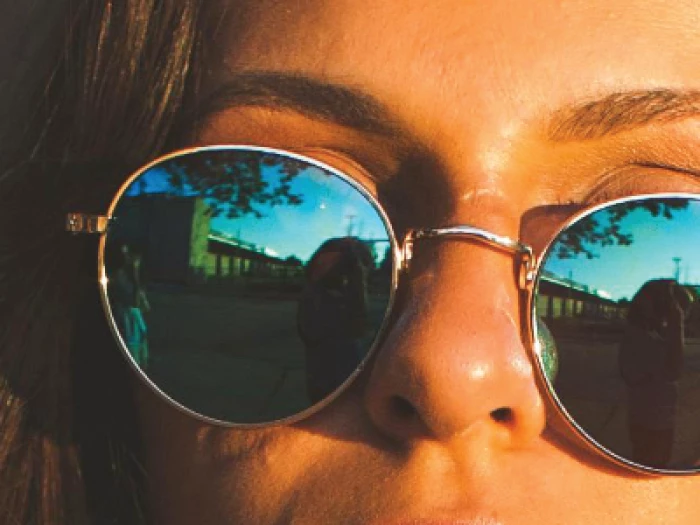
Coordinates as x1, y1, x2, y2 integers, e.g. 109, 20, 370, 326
536, 272, 626, 321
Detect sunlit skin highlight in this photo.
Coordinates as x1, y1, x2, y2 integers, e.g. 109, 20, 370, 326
135, 1, 700, 523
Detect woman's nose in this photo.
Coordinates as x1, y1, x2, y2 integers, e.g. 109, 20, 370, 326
362, 236, 546, 447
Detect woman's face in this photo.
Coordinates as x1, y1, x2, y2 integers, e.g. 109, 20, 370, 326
136, 1, 700, 523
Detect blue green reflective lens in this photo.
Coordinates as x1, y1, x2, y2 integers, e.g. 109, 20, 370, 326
102, 147, 395, 426
535, 195, 700, 473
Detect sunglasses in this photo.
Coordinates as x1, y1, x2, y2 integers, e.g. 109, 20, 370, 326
67, 145, 700, 475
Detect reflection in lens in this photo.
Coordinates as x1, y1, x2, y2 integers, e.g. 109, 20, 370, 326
103, 148, 393, 424
535, 196, 700, 471
535, 317, 558, 382
298, 237, 376, 403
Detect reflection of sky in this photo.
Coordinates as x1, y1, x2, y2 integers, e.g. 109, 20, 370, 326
124, 168, 174, 195
126, 163, 390, 264
544, 202, 700, 301
210, 165, 389, 262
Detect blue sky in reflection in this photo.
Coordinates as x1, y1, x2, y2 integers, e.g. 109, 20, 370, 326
125, 161, 390, 264
209, 165, 389, 262
544, 201, 700, 301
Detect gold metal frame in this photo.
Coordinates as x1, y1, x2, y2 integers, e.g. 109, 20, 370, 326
67, 147, 700, 475
70, 145, 401, 429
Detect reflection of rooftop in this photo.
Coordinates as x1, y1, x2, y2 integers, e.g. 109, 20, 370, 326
210, 231, 265, 252
540, 270, 613, 300
208, 232, 298, 265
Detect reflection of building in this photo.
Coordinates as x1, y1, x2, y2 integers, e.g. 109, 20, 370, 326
536, 271, 626, 321
111, 195, 303, 284
205, 233, 303, 281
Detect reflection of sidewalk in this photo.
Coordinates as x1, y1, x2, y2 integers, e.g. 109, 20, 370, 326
146, 288, 389, 360
147, 350, 309, 422
675, 340, 700, 466
553, 337, 629, 460
145, 291, 308, 421
140, 288, 390, 422
148, 291, 301, 359
554, 336, 700, 468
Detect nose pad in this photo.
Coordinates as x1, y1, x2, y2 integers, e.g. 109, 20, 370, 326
362, 239, 546, 447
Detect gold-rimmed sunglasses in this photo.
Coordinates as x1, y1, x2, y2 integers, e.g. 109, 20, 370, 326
67, 145, 700, 475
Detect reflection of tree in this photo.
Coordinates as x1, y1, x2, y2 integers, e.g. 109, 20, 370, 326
555, 199, 689, 259
166, 151, 305, 218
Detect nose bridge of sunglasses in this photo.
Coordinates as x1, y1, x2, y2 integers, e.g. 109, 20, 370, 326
400, 226, 535, 289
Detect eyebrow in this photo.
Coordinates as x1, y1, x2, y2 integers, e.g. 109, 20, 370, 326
548, 89, 700, 142
199, 72, 404, 138
201, 75, 700, 146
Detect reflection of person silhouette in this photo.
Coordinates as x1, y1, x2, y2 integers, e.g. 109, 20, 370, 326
107, 242, 151, 368
618, 279, 693, 468
297, 238, 373, 403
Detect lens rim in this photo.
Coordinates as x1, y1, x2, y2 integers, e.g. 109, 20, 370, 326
98, 145, 401, 428
528, 192, 700, 475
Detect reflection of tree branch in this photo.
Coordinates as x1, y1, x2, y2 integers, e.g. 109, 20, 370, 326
167, 152, 305, 218
556, 199, 688, 259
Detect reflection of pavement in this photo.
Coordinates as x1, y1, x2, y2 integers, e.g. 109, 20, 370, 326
553, 335, 700, 467
147, 348, 310, 423
139, 287, 388, 423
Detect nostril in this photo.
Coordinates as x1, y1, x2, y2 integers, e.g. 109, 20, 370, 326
390, 395, 417, 419
491, 407, 513, 423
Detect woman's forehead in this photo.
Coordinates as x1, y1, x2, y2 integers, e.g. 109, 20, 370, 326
213, 0, 700, 116
199, 1, 700, 213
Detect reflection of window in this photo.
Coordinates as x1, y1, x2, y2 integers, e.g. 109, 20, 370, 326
564, 299, 573, 317
205, 253, 217, 277
552, 297, 563, 318
536, 294, 550, 318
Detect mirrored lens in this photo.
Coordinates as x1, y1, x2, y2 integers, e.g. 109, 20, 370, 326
102, 148, 394, 425
535, 195, 700, 471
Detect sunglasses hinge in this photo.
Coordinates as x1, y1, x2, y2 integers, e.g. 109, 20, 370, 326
65, 213, 109, 234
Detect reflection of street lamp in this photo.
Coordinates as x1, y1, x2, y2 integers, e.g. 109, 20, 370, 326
673, 257, 682, 281
567, 270, 573, 317
345, 213, 357, 236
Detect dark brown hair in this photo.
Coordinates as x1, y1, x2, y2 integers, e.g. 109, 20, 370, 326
0, 1, 210, 523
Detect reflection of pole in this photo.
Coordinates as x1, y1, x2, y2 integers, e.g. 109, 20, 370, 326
345, 214, 357, 236
567, 270, 573, 317
673, 257, 682, 281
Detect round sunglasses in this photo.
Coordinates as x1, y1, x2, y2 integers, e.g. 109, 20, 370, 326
66, 145, 700, 475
